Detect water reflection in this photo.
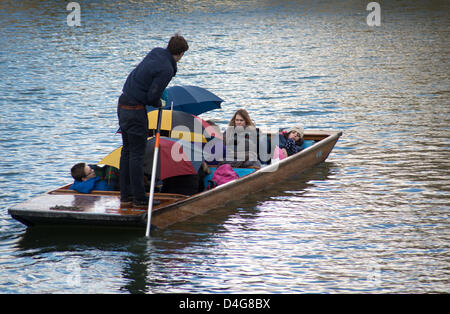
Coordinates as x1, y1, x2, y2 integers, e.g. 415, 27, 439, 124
10, 162, 333, 293
1, 0, 449, 293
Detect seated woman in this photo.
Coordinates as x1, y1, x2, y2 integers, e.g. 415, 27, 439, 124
278, 126, 304, 157
70, 163, 119, 193
223, 109, 261, 168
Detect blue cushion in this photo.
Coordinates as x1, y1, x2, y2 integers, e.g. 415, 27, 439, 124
300, 140, 315, 149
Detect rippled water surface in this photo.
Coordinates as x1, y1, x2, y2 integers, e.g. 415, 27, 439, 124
0, 0, 449, 293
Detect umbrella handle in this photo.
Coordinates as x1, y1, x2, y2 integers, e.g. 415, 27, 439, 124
145, 106, 163, 237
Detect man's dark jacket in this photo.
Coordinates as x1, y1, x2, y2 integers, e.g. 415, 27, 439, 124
121, 47, 177, 107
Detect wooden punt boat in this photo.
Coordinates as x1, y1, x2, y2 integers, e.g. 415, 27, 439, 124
8, 130, 342, 230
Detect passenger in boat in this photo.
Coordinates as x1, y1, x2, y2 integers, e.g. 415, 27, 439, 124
69, 163, 119, 193
223, 109, 261, 168
117, 34, 189, 207
278, 126, 304, 157
227, 108, 256, 129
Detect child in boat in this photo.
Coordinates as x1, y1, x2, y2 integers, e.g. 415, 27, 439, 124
278, 126, 304, 157
70, 163, 119, 193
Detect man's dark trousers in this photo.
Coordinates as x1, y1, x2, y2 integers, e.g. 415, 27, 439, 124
117, 106, 148, 203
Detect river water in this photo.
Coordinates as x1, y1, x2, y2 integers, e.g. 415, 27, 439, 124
0, 0, 449, 294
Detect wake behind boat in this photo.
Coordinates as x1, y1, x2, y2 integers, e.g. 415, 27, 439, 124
8, 130, 342, 230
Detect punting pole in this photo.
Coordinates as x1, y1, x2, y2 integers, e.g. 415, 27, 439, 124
145, 106, 163, 237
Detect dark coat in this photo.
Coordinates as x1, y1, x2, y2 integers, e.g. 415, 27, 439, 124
161, 175, 200, 196
278, 132, 303, 156
122, 47, 177, 107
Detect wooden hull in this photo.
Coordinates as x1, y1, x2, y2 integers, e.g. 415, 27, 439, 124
9, 130, 342, 230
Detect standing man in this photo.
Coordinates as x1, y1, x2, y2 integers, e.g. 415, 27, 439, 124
118, 34, 189, 207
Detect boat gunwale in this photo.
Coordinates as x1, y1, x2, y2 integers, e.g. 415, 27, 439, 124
151, 130, 342, 216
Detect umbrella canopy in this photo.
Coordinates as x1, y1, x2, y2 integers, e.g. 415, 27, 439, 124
98, 137, 207, 181
148, 85, 223, 116
98, 146, 122, 169
143, 137, 206, 180
147, 109, 222, 142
